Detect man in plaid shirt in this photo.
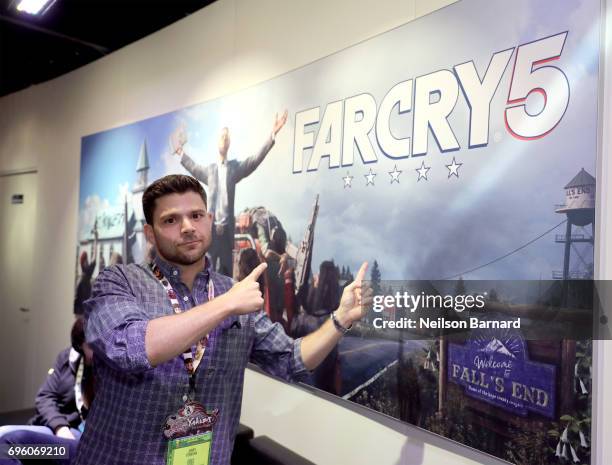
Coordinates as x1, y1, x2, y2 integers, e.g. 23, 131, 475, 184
75, 174, 370, 465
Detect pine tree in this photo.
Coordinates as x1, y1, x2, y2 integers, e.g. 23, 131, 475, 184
371, 260, 382, 295
365, 260, 381, 325
454, 276, 466, 296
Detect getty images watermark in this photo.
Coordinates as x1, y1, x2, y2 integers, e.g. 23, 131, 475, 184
360, 280, 608, 341
371, 289, 520, 330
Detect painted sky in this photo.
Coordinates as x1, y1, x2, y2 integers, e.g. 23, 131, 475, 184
79, 0, 600, 281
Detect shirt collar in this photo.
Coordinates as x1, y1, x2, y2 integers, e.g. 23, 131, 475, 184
152, 255, 237, 328
68, 348, 81, 373
152, 255, 211, 283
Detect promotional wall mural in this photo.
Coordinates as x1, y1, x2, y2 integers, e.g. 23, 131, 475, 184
76, 0, 600, 463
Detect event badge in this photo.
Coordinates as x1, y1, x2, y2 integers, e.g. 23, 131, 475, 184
164, 400, 219, 465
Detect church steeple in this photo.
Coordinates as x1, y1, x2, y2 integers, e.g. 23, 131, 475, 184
133, 140, 149, 194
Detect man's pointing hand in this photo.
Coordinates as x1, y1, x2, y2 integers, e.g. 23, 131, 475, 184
220, 262, 267, 315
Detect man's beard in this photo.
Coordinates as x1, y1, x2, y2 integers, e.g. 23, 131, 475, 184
155, 235, 209, 267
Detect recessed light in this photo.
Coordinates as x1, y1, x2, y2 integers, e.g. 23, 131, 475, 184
16, 0, 57, 16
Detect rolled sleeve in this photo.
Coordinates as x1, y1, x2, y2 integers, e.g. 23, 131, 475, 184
34, 351, 68, 429
47, 417, 68, 432
85, 266, 153, 374
249, 311, 307, 380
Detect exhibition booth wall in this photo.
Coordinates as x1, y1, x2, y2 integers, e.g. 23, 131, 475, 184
1, 1, 612, 464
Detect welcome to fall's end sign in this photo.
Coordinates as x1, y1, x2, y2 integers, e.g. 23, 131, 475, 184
448, 328, 556, 419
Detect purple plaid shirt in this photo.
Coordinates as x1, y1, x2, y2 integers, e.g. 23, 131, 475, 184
74, 257, 306, 465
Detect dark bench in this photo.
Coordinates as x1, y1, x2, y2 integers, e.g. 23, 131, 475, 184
0, 408, 35, 426
232, 434, 316, 465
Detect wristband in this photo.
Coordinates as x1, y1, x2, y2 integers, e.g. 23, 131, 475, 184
331, 311, 352, 334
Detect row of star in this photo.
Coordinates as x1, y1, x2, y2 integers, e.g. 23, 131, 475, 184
342, 157, 463, 187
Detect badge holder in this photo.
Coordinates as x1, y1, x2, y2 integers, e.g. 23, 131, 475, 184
166, 431, 212, 465
164, 376, 219, 465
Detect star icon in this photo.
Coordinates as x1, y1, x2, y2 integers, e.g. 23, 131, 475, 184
388, 165, 402, 184
364, 168, 376, 186
446, 157, 462, 178
342, 172, 354, 188
415, 161, 430, 181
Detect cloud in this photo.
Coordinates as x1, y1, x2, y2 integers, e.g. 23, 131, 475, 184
116, 182, 133, 206
162, 145, 187, 177
78, 195, 111, 240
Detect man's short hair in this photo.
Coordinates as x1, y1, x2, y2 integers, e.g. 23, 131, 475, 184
142, 175, 207, 225
71, 316, 86, 354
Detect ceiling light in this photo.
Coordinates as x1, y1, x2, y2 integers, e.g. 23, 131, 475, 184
16, 0, 57, 15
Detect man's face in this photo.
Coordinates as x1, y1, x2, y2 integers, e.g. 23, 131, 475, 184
144, 191, 212, 267
218, 128, 230, 159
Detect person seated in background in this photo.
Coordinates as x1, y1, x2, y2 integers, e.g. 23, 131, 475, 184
0, 317, 94, 465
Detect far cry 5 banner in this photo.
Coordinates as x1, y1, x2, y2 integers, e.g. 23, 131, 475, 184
76, 0, 600, 463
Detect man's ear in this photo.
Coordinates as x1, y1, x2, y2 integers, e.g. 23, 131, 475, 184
144, 223, 155, 247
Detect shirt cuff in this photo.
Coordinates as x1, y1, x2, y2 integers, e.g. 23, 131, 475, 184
292, 337, 309, 375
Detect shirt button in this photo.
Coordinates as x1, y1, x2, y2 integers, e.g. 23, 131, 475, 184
173, 270, 178, 276
183, 296, 189, 302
